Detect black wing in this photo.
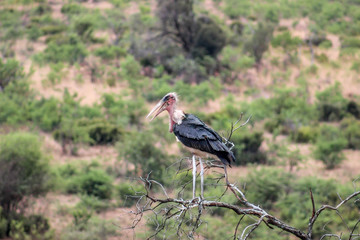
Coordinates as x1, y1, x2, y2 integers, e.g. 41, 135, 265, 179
173, 114, 235, 166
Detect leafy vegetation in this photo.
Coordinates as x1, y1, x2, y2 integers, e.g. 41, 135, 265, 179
1, 0, 360, 238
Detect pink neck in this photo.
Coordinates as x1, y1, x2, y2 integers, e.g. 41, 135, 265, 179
167, 106, 176, 133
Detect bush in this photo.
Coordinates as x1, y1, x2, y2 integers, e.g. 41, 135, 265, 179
346, 100, 360, 119
231, 131, 267, 165
31, 97, 61, 131
101, 93, 147, 127
244, 23, 274, 64
313, 125, 348, 169
117, 132, 169, 181
121, 55, 142, 90
76, 195, 112, 212
66, 169, 113, 199
192, 16, 226, 58
9, 214, 53, 240
40, 24, 67, 35
244, 168, 293, 210
61, 3, 85, 15
73, 16, 98, 42
272, 31, 302, 54
0, 208, 7, 238
78, 169, 113, 199
0, 58, 24, 90
93, 45, 126, 60
76, 118, 123, 145
0, 132, 50, 215
316, 82, 347, 122
275, 176, 356, 238
341, 117, 360, 150
290, 126, 318, 143
39, 34, 87, 64
341, 37, 360, 49
319, 39, 332, 48
0, 80, 34, 125
117, 181, 145, 207
61, 216, 117, 240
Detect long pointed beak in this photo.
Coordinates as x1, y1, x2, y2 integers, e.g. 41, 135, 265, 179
146, 100, 167, 121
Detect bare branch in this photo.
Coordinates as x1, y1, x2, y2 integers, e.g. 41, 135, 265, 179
308, 191, 360, 239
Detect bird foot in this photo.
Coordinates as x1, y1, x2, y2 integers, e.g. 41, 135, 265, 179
190, 197, 201, 204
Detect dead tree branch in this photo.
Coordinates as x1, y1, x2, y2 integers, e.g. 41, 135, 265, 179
125, 116, 360, 240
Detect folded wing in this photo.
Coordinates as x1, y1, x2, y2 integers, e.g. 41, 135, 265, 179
173, 114, 235, 166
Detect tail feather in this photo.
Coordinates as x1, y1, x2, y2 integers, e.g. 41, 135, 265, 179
216, 150, 236, 167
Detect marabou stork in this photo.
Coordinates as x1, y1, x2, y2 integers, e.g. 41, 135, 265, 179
146, 92, 235, 199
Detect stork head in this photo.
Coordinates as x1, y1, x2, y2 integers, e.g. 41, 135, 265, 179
146, 92, 178, 121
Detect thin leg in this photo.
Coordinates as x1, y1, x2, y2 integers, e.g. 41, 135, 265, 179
199, 158, 204, 199
224, 165, 230, 186
192, 155, 196, 199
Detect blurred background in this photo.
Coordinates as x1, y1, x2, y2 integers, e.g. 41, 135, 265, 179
0, 0, 360, 239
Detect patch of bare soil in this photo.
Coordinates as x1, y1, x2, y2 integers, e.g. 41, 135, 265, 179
40, 133, 120, 170
48, 0, 65, 21
30, 63, 128, 105
82, 0, 113, 10
28, 193, 80, 236
125, 1, 139, 15
202, 0, 231, 24
99, 207, 149, 240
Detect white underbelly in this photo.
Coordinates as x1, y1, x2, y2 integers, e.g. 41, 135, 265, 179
183, 145, 219, 160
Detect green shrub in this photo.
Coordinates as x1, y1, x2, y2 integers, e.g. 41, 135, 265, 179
350, 61, 360, 73
93, 45, 126, 60
319, 39, 332, 48
315, 53, 328, 63
316, 82, 347, 122
192, 16, 226, 58
67, 169, 113, 199
346, 100, 360, 119
305, 64, 318, 75
42, 62, 67, 86
290, 126, 318, 143
79, 169, 113, 199
0, 208, 7, 238
313, 125, 348, 169
76, 118, 123, 145
231, 131, 266, 165
275, 176, 356, 239
30, 97, 61, 131
117, 132, 169, 181
224, 0, 252, 19
0, 9, 24, 41
101, 93, 147, 127
143, 75, 173, 102
121, 55, 142, 90
40, 24, 67, 35
74, 16, 94, 38
39, 34, 87, 64
117, 181, 145, 207
0, 132, 50, 215
71, 207, 92, 231
244, 168, 293, 210
341, 37, 360, 49
262, 88, 317, 133
61, 3, 85, 15
341, 117, 360, 150
244, 22, 274, 64
0, 80, 34, 125
0, 58, 24, 90
221, 46, 255, 71
9, 214, 53, 240
271, 31, 302, 54
76, 195, 112, 212
61, 216, 117, 240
